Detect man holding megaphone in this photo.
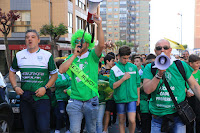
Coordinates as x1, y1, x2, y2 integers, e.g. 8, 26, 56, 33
143, 39, 200, 133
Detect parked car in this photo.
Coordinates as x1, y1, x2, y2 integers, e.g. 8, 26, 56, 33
4, 72, 23, 129
0, 72, 14, 132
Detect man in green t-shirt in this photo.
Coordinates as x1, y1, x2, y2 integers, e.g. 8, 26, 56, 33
9, 29, 58, 133
143, 39, 200, 133
59, 14, 104, 133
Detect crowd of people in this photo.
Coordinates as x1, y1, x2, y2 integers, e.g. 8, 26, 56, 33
8, 14, 200, 133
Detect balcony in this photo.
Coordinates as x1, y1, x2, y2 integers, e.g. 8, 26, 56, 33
127, 25, 135, 29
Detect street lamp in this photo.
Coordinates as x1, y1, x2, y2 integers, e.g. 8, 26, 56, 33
178, 13, 182, 45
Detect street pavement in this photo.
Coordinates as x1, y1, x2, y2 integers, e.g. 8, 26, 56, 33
12, 119, 141, 133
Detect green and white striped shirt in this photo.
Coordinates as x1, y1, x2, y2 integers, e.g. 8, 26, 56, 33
10, 48, 57, 101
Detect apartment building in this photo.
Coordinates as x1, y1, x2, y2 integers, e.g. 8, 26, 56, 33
100, 0, 150, 54
0, 0, 98, 74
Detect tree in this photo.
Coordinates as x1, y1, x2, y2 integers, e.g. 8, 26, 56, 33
115, 40, 123, 51
0, 8, 20, 68
40, 23, 68, 58
115, 40, 137, 53
183, 44, 187, 50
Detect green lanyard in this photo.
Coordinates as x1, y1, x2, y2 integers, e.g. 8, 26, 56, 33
66, 62, 99, 97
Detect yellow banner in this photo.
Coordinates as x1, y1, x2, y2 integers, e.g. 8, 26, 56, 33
164, 38, 185, 50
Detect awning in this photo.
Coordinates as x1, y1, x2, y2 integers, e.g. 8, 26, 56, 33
8, 44, 51, 50
0, 45, 6, 50
57, 43, 72, 51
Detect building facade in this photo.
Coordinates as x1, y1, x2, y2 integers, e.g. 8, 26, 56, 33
194, 0, 200, 49
100, 0, 150, 54
0, 0, 99, 75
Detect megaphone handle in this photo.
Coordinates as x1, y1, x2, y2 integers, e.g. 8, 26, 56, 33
81, 22, 89, 43
78, 22, 89, 49
87, 22, 90, 33
91, 25, 95, 43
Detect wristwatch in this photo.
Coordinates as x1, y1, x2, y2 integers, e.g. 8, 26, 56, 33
44, 86, 49, 89
155, 73, 162, 79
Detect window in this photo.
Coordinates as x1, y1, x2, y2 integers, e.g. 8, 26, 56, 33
101, 15, 106, 20
120, 20, 127, 24
120, 14, 127, 20
114, 2, 118, 5
120, 33, 125, 37
120, 27, 126, 30
120, 8, 127, 13
108, 15, 112, 18
76, 16, 85, 30
108, 28, 112, 31
108, 34, 112, 37
114, 21, 118, 25
108, 8, 112, 12
68, 12, 73, 33
79, 1, 82, 8
130, 29, 135, 32
100, 8, 106, 14
115, 34, 118, 37
101, 1, 106, 5
120, 1, 126, 4
76, 0, 85, 10
120, 8, 126, 11
114, 8, 118, 12
107, 21, 112, 25
12, 11, 31, 32
108, 2, 113, 5
102, 21, 106, 24
114, 15, 118, 18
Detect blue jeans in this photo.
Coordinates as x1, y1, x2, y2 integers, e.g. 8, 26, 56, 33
151, 115, 186, 133
96, 104, 106, 133
66, 96, 99, 133
55, 101, 69, 130
20, 99, 50, 133
116, 101, 136, 114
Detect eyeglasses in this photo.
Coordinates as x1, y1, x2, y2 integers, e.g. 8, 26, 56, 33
155, 46, 170, 51
74, 38, 85, 45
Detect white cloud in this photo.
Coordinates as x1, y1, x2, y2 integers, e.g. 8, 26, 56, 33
150, 0, 195, 53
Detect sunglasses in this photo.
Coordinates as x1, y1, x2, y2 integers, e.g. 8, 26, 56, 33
155, 46, 170, 51
74, 38, 85, 45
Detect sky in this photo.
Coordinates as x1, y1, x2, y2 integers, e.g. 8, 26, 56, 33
150, 0, 195, 53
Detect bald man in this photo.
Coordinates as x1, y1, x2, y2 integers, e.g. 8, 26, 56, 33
143, 39, 200, 133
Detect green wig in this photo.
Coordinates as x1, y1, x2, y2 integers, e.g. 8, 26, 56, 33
70, 29, 95, 49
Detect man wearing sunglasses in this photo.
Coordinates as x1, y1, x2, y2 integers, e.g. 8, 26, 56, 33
142, 39, 200, 133
59, 14, 104, 133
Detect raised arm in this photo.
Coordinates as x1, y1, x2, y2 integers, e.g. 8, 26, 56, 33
143, 78, 160, 94
59, 45, 80, 74
143, 70, 164, 94
93, 14, 105, 57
